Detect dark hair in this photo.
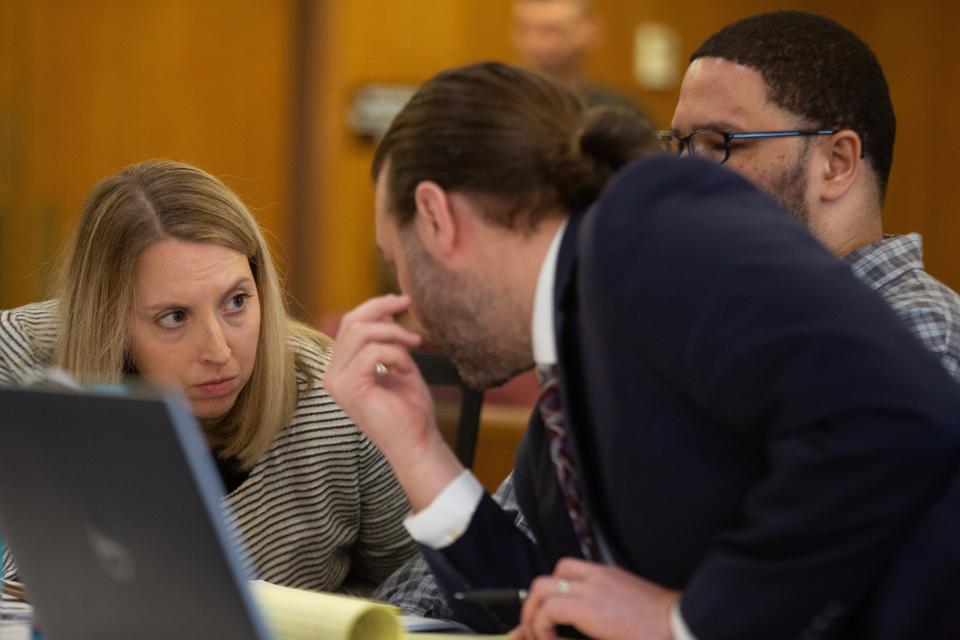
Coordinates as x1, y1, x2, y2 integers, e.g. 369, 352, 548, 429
371, 62, 656, 229
692, 11, 896, 199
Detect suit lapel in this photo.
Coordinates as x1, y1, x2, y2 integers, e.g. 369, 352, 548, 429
553, 214, 594, 500
553, 209, 620, 563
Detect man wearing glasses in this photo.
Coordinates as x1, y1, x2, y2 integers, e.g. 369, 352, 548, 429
661, 12, 960, 638
665, 10, 960, 381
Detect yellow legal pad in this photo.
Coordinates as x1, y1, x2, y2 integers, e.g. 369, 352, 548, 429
406, 636, 509, 640
250, 581, 508, 639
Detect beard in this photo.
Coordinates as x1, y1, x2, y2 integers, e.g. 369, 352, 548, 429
768, 142, 812, 225
402, 234, 533, 390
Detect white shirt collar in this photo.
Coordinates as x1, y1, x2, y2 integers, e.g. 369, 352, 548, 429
532, 220, 568, 367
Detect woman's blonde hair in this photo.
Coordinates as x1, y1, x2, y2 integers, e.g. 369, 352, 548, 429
55, 159, 329, 468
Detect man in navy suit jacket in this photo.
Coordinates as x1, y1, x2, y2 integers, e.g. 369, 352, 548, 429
324, 62, 960, 639
375, 12, 960, 634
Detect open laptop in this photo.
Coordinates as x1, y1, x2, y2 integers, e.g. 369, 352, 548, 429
0, 386, 272, 640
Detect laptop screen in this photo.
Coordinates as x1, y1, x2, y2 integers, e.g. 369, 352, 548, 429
0, 387, 270, 640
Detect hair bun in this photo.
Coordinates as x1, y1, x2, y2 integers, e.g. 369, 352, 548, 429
555, 106, 658, 212
580, 106, 658, 175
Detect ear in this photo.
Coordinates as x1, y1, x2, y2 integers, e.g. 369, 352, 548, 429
413, 180, 458, 260
817, 130, 862, 203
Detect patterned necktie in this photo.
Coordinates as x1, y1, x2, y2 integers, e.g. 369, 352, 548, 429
536, 364, 601, 561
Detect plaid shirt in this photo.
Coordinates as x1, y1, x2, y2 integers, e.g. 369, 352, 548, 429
843, 233, 960, 381
373, 472, 532, 619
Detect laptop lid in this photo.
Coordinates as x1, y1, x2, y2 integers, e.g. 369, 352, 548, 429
0, 386, 271, 640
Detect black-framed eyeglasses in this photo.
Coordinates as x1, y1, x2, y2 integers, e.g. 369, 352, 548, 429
657, 129, 836, 165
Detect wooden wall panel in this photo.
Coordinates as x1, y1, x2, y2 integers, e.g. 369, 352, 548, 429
865, 1, 960, 286
6, 1, 959, 314
308, 0, 516, 318
308, 0, 960, 318
0, 0, 294, 308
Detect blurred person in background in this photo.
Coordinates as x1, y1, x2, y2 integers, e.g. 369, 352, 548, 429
512, 0, 647, 113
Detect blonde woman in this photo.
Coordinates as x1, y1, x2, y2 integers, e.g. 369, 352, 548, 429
0, 159, 417, 592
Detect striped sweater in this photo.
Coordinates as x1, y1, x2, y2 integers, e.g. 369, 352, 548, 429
0, 300, 417, 592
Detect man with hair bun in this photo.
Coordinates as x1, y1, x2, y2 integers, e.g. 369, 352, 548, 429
326, 61, 960, 639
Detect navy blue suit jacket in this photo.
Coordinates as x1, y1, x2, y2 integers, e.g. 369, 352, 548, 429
420, 156, 960, 638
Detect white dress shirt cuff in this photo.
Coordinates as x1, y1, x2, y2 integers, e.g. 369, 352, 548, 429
403, 470, 484, 548
671, 602, 696, 640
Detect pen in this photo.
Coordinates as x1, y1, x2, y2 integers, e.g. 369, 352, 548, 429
453, 588, 528, 604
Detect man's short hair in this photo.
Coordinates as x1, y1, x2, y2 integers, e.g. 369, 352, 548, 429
692, 11, 896, 199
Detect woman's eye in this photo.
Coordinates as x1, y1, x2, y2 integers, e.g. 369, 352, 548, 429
226, 293, 249, 312
158, 309, 186, 328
